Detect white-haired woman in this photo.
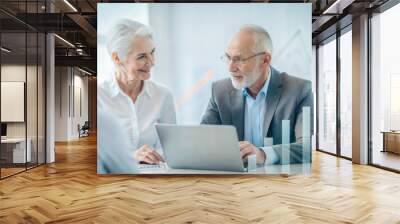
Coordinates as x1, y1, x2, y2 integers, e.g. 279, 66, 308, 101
98, 19, 176, 166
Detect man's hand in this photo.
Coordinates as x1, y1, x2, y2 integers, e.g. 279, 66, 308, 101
239, 141, 266, 164
133, 144, 165, 164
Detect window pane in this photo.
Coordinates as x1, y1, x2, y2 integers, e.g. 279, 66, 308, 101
318, 38, 337, 154
371, 3, 400, 171
340, 30, 352, 158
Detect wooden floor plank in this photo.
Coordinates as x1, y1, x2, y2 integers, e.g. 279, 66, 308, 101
1, 134, 400, 223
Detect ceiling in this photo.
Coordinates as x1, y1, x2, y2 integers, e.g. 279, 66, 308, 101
0, 0, 394, 75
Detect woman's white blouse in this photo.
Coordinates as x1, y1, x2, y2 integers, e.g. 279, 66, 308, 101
98, 76, 176, 152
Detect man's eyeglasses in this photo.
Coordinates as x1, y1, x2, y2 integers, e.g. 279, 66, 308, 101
220, 52, 265, 66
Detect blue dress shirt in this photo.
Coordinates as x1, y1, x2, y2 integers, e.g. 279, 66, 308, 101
243, 67, 279, 165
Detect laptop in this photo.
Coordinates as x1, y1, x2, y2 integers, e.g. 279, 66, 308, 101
155, 124, 246, 172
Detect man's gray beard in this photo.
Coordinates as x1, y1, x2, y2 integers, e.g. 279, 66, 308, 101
230, 70, 259, 90
231, 77, 246, 89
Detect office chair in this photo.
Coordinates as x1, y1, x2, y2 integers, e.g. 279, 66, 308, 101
79, 121, 90, 138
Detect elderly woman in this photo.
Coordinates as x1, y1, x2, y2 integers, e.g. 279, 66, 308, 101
98, 19, 176, 166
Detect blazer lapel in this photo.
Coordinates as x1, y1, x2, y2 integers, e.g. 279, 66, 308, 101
230, 89, 245, 140
262, 67, 283, 138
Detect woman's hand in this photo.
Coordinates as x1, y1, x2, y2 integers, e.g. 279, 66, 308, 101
133, 144, 165, 164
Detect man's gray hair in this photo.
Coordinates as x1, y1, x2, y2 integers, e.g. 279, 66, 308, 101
107, 19, 153, 62
239, 24, 273, 55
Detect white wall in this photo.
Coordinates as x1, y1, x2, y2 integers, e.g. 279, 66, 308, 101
55, 66, 68, 141
55, 67, 89, 141
98, 3, 312, 124
1, 82, 25, 122
72, 73, 89, 138
1, 66, 26, 128
1, 65, 37, 137
153, 3, 312, 124
97, 3, 149, 82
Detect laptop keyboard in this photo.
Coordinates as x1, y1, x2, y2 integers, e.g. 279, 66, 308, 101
138, 162, 168, 169
138, 164, 161, 169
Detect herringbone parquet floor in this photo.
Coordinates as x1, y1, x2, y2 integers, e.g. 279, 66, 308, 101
1, 134, 400, 223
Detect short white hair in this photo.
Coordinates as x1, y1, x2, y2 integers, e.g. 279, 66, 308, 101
238, 24, 273, 55
106, 19, 153, 62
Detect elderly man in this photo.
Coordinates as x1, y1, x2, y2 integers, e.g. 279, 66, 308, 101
201, 24, 313, 165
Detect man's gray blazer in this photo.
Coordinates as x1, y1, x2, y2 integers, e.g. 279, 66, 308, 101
201, 66, 314, 164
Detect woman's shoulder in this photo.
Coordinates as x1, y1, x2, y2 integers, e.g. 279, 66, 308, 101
97, 77, 120, 101
98, 77, 113, 91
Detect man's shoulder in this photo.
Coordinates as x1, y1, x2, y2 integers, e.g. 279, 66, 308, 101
213, 77, 233, 87
280, 72, 311, 91
211, 77, 235, 93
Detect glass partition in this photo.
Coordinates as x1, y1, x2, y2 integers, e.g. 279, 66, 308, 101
27, 31, 38, 169
38, 32, 45, 165
0, 1, 46, 179
1, 30, 28, 178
